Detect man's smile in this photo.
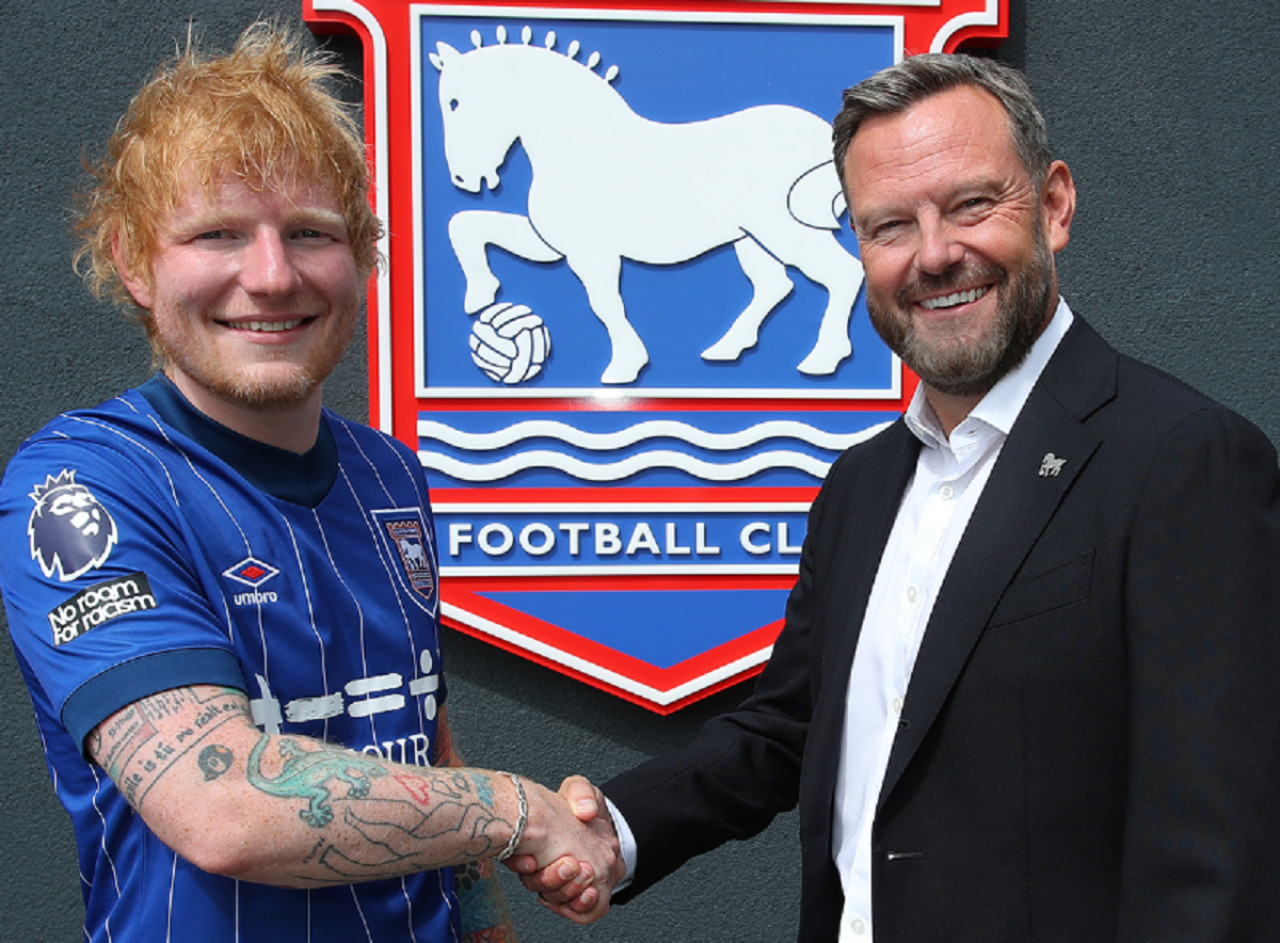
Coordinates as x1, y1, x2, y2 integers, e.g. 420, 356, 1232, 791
917, 286, 990, 311
220, 317, 315, 333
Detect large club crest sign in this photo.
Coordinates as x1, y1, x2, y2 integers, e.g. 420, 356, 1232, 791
304, 0, 1007, 712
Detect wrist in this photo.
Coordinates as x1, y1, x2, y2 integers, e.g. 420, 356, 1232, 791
494, 773, 527, 862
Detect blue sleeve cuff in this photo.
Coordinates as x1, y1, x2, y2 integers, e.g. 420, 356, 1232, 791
63, 648, 248, 755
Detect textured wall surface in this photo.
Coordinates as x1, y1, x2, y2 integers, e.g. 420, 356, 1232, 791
2, 1, 1276, 940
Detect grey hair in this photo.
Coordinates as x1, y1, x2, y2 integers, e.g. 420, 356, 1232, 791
833, 54, 1051, 195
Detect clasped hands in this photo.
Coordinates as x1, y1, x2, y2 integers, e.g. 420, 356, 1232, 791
504, 776, 621, 923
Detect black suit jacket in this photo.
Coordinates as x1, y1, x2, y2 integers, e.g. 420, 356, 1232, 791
606, 317, 1280, 941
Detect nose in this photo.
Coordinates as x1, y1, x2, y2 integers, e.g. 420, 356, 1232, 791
240, 229, 301, 296
915, 213, 964, 275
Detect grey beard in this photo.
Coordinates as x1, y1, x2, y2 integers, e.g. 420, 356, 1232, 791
868, 231, 1055, 398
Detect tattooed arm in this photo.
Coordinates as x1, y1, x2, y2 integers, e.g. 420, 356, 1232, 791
87, 685, 619, 891
436, 707, 519, 943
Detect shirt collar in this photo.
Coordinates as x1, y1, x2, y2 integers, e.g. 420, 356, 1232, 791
137, 372, 339, 507
904, 297, 1075, 449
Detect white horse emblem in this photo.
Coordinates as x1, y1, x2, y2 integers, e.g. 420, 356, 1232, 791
430, 27, 865, 385
398, 537, 429, 571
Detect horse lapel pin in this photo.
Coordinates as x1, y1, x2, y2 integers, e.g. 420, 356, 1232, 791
1038, 453, 1067, 478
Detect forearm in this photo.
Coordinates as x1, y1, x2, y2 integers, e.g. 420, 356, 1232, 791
91, 685, 526, 887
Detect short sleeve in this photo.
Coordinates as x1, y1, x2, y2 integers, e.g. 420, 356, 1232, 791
0, 433, 247, 750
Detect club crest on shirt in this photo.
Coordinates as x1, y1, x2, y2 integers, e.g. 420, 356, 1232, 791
372, 509, 439, 613
28, 470, 119, 582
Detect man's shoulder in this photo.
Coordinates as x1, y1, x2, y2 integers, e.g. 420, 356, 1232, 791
1051, 315, 1257, 426
0, 391, 172, 528
326, 410, 412, 455
1115, 351, 1226, 409
1040, 319, 1276, 471
5, 389, 160, 476
1105, 349, 1265, 448
1114, 357, 1276, 467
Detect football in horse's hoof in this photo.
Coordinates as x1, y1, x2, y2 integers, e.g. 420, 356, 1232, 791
469, 303, 552, 385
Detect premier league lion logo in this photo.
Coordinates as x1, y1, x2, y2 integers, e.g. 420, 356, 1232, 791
28, 470, 119, 582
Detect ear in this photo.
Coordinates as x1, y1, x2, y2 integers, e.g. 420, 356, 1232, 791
430, 41, 459, 72
112, 232, 152, 309
1039, 160, 1076, 254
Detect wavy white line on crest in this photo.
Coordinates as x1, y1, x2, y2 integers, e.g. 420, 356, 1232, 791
416, 448, 837, 482
416, 419, 892, 452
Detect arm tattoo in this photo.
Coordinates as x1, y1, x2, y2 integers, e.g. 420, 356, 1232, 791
197, 744, 234, 780
247, 736, 387, 827
244, 737, 518, 883
94, 689, 522, 885
455, 857, 518, 942
91, 687, 246, 810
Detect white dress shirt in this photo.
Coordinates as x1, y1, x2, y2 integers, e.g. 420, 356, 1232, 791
833, 299, 1073, 941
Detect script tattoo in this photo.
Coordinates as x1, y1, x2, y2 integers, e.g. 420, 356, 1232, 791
91, 687, 247, 809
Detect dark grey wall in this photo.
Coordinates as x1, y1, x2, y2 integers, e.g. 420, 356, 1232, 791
2, 2, 1276, 940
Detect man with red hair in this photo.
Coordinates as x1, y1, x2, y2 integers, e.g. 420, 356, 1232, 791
0, 22, 617, 943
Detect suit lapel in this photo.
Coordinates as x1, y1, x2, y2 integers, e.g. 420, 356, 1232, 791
878, 318, 1118, 807
820, 422, 922, 691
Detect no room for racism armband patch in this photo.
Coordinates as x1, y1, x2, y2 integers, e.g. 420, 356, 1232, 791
48, 572, 158, 646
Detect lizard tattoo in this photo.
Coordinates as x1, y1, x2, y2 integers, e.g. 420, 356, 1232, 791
248, 737, 388, 827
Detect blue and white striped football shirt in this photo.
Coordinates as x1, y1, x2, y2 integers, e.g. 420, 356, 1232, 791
0, 375, 461, 942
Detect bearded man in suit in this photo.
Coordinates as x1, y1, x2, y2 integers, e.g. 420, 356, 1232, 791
516, 52, 1280, 941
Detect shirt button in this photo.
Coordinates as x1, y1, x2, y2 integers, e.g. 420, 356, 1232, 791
939, 484, 955, 500
892, 697, 903, 715
906, 585, 919, 604
852, 918, 867, 935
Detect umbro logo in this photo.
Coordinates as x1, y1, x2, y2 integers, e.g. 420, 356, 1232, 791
223, 557, 280, 588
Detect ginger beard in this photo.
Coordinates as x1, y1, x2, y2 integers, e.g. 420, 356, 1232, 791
148, 299, 357, 409
868, 218, 1055, 398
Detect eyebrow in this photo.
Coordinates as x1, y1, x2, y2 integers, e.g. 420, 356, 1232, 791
165, 206, 347, 235
287, 207, 347, 227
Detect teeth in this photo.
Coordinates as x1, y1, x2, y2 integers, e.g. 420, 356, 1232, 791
920, 287, 987, 310
234, 319, 305, 333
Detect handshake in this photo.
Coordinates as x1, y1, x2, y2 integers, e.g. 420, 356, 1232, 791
502, 775, 625, 924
